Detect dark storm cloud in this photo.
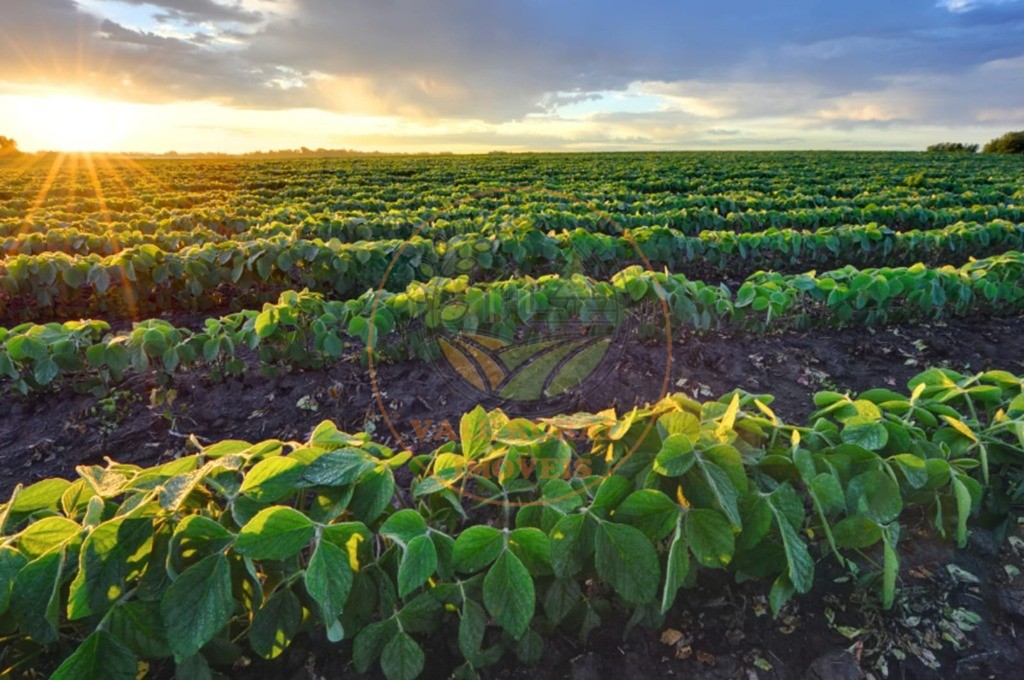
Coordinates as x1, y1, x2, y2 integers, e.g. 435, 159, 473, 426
1, 0, 1023, 132
239, 0, 1024, 121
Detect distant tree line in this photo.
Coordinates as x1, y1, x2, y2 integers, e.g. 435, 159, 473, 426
0, 135, 19, 157
926, 142, 978, 153
131, 147, 456, 159
927, 131, 1024, 155
983, 131, 1024, 155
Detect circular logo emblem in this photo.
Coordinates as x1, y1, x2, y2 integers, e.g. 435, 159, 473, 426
367, 187, 672, 505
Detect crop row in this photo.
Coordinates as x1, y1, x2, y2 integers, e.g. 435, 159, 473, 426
4, 218, 1024, 324
0, 236, 435, 323
6, 202, 1024, 246
2, 225, 225, 257
4, 152, 1022, 215
291, 204, 1024, 239
3, 251, 1024, 395
0, 367, 1021, 678
6, 211, 1024, 274
6, 176, 1018, 220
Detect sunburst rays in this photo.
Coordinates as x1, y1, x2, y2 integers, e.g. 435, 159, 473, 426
2, 151, 151, 319
83, 153, 138, 319
13, 152, 67, 251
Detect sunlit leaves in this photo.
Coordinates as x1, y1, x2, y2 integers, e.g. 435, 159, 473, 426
235, 507, 314, 561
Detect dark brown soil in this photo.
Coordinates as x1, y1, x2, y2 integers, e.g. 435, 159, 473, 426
3, 314, 1022, 494
3, 314, 1024, 679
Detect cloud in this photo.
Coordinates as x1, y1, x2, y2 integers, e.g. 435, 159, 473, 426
238, 0, 1024, 123
938, 0, 1021, 13
1, 0, 1023, 150
101, 0, 263, 25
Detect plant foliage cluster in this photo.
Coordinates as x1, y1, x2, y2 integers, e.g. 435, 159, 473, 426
5, 218, 1024, 323
3, 250, 1024, 395
1, 368, 1022, 678
3, 152, 1024, 324
2, 151, 1024, 677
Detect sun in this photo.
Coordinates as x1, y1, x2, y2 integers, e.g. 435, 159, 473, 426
13, 94, 139, 152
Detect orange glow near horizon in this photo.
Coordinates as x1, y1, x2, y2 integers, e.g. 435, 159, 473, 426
6, 94, 140, 152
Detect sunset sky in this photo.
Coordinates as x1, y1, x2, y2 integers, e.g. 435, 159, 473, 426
1, 0, 1023, 153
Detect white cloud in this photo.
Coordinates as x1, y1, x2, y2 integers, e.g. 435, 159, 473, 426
938, 0, 1020, 13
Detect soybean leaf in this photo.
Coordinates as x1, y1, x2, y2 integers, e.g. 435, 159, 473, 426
808, 473, 845, 515
459, 598, 487, 661
160, 553, 234, 662
398, 535, 438, 598
841, 418, 889, 451
550, 513, 593, 578
767, 496, 814, 594
453, 525, 504, 573
302, 449, 373, 487
696, 459, 742, 527
653, 434, 695, 477
397, 593, 443, 633
702, 444, 748, 493
595, 521, 659, 604
590, 475, 632, 518
888, 454, 928, 489
685, 509, 735, 568
305, 539, 353, 631
432, 532, 456, 580
543, 578, 582, 624
349, 466, 395, 524
106, 601, 171, 659
833, 516, 884, 549
846, 470, 903, 524
460, 405, 492, 460
661, 521, 690, 615
239, 457, 305, 502
483, 550, 534, 640
353, 619, 398, 674
614, 489, 679, 541
10, 548, 64, 645
235, 507, 314, 561
16, 516, 80, 559
67, 517, 153, 620
381, 632, 425, 680
50, 630, 137, 680
250, 588, 302, 659
883, 533, 899, 610
6, 478, 70, 524
0, 547, 28, 615
380, 509, 428, 545
508, 527, 552, 575
769, 573, 796, 617
515, 628, 544, 664
952, 476, 972, 549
